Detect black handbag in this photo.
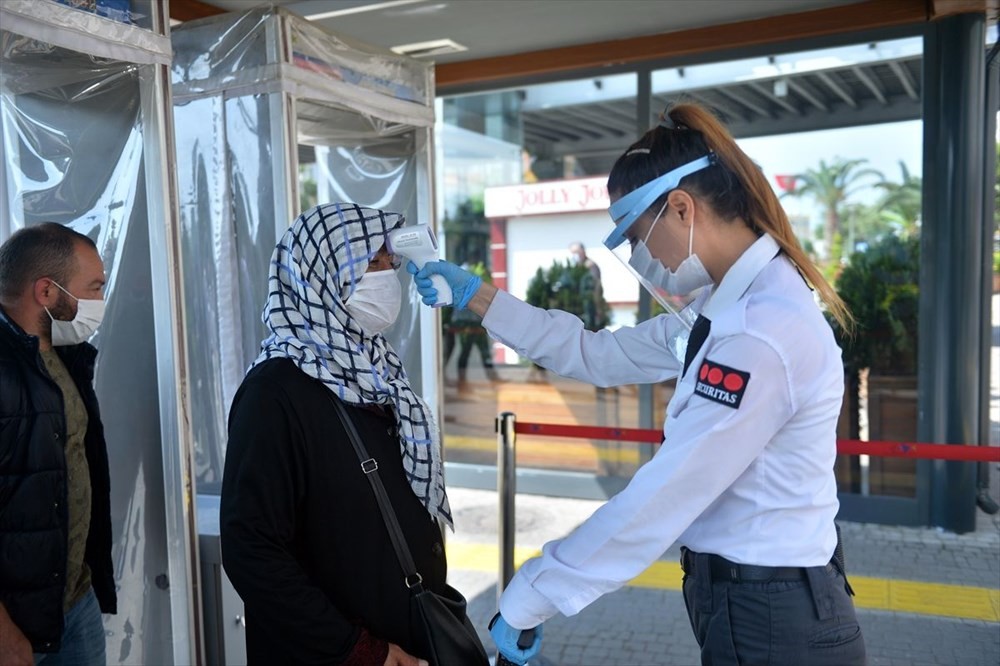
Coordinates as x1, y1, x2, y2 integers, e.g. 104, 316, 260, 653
328, 396, 489, 666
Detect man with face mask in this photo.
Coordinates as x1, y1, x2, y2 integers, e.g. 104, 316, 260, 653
567, 242, 606, 333
0, 222, 115, 666
221, 203, 483, 665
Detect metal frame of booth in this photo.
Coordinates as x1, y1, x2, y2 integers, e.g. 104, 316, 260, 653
0, 1, 201, 663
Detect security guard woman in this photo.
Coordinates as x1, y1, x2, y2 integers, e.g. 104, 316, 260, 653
410, 102, 867, 666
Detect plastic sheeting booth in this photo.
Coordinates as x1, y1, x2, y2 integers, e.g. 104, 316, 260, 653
171, 5, 440, 492
170, 7, 439, 664
0, 1, 201, 665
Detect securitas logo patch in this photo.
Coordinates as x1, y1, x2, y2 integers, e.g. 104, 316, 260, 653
694, 359, 750, 409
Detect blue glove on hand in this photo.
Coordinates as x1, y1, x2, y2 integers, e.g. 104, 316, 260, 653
405, 260, 482, 310
489, 613, 542, 666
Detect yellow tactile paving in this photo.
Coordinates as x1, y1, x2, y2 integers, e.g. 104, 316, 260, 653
445, 434, 643, 466
872, 577, 1000, 622
446, 542, 1000, 623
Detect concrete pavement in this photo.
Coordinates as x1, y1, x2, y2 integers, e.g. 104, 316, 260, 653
446, 487, 1000, 666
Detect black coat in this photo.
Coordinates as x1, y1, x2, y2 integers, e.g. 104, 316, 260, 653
0, 307, 116, 652
221, 358, 448, 665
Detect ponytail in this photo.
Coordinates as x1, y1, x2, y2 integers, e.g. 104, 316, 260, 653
609, 102, 852, 331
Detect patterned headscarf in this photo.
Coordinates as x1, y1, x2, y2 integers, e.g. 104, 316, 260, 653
251, 202, 451, 527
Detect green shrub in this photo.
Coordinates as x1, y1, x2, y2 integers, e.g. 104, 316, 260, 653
833, 234, 919, 375
525, 260, 610, 331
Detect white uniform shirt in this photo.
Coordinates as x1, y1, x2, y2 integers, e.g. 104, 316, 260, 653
483, 234, 844, 629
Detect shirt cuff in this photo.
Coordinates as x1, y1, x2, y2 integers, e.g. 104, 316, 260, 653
342, 626, 389, 665
498, 569, 560, 630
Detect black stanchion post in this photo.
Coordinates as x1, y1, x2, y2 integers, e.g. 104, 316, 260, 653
497, 411, 517, 600
494, 412, 553, 666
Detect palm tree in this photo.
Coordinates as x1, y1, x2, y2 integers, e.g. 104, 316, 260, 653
782, 157, 883, 260
841, 202, 895, 247
876, 160, 922, 236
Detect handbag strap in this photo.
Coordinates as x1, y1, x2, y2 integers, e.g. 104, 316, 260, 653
326, 393, 423, 588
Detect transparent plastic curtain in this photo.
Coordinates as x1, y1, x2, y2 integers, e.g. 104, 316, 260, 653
175, 99, 428, 489
173, 93, 281, 488
0, 34, 175, 665
313, 133, 424, 391
169, 7, 430, 121
172, 6, 437, 490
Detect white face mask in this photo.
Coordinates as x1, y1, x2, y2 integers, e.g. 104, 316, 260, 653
628, 203, 713, 297
45, 280, 106, 346
345, 270, 401, 335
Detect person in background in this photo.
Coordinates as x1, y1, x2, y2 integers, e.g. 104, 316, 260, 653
410, 103, 865, 666
568, 241, 606, 333
569, 241, 602, 285
221, 203, 479, 665
445, 259, 500, 387
0, 223, 115, 666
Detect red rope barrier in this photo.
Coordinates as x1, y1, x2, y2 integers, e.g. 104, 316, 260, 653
835, 439, 1000, 462
512, 421, 1000, 462
514, 422, 662, 443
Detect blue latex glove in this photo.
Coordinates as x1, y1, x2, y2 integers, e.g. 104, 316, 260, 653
489, 613, 542, 665
405, 260, 482, 310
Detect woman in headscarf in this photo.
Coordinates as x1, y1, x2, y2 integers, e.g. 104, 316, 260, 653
220, 203, 452, 666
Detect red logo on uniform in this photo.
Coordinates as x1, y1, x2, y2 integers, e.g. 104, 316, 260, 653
694, 359, 750, 409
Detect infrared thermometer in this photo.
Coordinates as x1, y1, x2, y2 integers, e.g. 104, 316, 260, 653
386, 224, 453, 307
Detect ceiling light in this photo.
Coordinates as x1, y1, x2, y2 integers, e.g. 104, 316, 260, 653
387, 2, 448, 16
391, 39, 467, 58
305, 0, 426, 21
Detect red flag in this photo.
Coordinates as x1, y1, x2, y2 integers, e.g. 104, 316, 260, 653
775, 175, 797, 192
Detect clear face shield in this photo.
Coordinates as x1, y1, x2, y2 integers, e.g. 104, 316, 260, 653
603, 154, 714, 363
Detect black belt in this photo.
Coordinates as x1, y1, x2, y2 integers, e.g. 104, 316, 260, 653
681, 547, 832, 584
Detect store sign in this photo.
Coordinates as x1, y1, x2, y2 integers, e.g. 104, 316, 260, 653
484, 177, 609, 218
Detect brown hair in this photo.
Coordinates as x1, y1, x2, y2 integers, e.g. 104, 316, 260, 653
607, 102, 852, 330
0, 222, 96, 303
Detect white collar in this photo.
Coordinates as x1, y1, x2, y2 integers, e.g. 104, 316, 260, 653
702, 233, 780, 320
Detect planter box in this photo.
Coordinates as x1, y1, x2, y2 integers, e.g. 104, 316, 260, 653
867, 374, 918, 497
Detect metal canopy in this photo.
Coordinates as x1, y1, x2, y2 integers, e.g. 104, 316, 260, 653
522, 54, 923, 175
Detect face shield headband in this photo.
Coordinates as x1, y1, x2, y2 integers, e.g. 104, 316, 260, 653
603, 154, 714, 251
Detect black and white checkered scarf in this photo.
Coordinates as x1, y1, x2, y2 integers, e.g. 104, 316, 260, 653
251, 202, 451, 527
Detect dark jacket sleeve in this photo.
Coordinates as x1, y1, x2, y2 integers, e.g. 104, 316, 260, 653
220, 379, 380, 664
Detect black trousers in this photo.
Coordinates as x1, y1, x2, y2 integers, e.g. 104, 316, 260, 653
681, 549, 867, 666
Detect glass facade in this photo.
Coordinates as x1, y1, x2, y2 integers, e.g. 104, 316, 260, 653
437, 74, 657, 482
736, 119, 924, 500
436, 36, 942, 511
